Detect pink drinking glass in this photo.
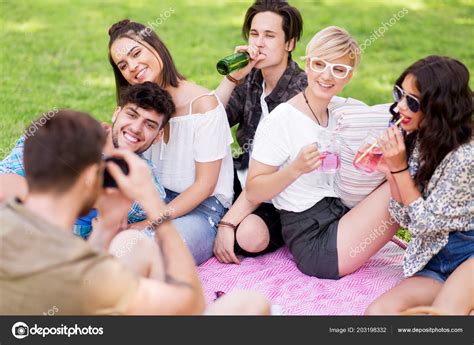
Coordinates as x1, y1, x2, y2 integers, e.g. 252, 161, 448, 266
352, 130, 383, 174
315, 131, 341, 173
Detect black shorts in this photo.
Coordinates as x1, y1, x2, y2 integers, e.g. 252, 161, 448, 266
278, 197, 350, 279
233, 168, 284, 257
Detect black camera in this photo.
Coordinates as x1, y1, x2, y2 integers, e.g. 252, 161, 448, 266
103, 157, 129, 188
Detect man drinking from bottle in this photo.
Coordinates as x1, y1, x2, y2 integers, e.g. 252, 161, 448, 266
214, 0, 305, 263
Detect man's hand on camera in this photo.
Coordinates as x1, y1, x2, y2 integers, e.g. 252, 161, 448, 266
88, 187, 131, 250
106, 150, 164, 211
95, 188, 131, 231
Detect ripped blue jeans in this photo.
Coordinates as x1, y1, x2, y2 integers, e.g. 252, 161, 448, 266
163, 189, 226, 265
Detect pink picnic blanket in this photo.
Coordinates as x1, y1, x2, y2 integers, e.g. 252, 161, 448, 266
198, 238, 406, 315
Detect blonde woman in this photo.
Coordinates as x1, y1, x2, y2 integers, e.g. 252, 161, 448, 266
245, 27, 399, 279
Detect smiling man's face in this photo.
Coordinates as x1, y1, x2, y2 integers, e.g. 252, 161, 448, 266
111, 104, 163, 154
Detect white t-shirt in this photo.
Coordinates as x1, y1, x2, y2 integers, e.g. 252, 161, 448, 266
144, 94, 234, 208
236, 80, 270, 189
251, 102, 341, 213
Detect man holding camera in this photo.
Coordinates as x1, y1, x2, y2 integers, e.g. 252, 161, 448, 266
0, 110, 270, 315
0, 82, 172, 238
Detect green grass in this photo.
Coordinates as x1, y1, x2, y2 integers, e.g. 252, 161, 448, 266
1, 0, 472, 240
1, 0, 473, 158
396, 228, 412, 242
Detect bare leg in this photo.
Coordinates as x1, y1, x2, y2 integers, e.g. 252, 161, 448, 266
205, 290, 271, 315
365, 276, 442, 315
337, 182, 400, 276
109, 229, 164, 280
236, 214, 270, 253
432, 259, 474, 315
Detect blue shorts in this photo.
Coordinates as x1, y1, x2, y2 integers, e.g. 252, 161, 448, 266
414, 230, 474, 282
144, 189, 226, 266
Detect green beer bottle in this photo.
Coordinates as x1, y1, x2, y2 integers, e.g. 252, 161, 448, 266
216, 52, 250, 75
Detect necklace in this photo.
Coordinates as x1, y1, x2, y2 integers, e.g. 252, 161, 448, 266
303, 90, 326, 126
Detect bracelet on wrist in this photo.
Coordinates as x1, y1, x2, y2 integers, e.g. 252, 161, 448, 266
226, 74, 243, 85
391, 166, 409, 174
218, 221, 237, 231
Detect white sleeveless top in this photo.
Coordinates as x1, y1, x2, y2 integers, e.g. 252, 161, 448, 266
144, 93, 234, 208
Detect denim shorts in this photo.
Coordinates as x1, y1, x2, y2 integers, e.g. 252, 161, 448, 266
153, 189, 226, 265
414, 230, 474, 282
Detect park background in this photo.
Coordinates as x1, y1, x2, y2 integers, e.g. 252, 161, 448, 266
0, 0, 472, 237
1, 0, 473, 155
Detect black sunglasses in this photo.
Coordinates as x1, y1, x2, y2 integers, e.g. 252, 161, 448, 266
393, 85, 420, 113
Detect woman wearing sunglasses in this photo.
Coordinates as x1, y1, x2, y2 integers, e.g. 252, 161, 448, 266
245, 26, 400, 279
366, 56, 473, 315
107, 20, 234, 265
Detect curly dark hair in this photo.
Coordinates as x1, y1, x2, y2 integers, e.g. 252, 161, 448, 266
108, 19, 185, 102
389, 55, 472, 190
119, 81, 175, 130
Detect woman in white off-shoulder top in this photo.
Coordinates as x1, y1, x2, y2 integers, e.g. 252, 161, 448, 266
107, 19, 234, 265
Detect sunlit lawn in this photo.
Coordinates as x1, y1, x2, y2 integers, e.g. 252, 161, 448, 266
1, 0, 473, 240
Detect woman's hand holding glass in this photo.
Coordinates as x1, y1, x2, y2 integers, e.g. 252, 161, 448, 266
378, 126, 408, 172
290, 144, 322, 176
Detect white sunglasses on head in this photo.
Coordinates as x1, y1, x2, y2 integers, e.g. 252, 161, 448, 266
307, 57, 353, 79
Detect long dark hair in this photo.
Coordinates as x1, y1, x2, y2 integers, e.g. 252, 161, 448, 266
390, 55, 472, 190
108, 19, 185, 102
